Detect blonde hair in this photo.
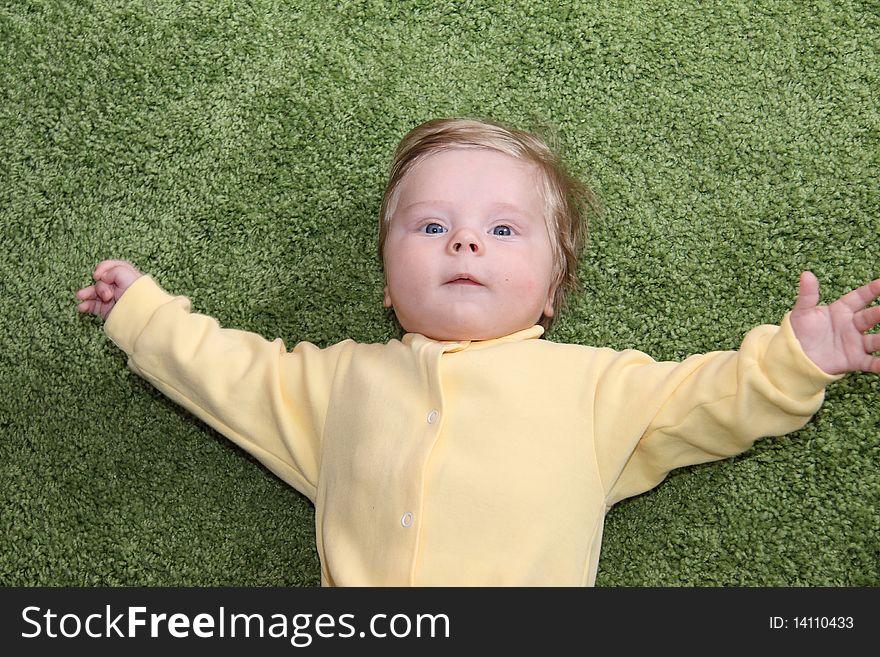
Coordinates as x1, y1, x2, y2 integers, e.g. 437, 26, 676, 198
378, 117, 600, 331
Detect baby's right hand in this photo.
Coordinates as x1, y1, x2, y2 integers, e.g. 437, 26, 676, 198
76, 259, 144, 321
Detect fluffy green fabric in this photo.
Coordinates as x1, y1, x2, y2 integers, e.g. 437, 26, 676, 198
1, 0, 877, 586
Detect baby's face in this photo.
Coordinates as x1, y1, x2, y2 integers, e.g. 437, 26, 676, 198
383, 147, 556, 341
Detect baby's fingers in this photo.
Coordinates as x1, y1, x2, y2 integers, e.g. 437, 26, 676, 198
95, 281, 115, 302
75, 284, 110, 318
77, 295, 115, 320
76, 298, 96, 314
75, 284, 96, 301
836, 277, 880, 313
93, 259, 130, 278
854, 305, 880, 334
75, 291, 104, 315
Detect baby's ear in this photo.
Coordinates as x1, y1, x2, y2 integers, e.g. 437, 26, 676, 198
543, 283, 557, 317
383, 284, 393, 309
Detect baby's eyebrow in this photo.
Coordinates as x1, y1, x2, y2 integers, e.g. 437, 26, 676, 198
488, 201, 527, 215
399, 200, 527, 215
398, 200, 451, 213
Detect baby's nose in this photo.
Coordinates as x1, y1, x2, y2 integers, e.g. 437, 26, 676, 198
452, 240, 479, 253
448, 228, 483, 254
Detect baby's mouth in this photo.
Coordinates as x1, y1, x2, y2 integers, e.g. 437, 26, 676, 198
446, 274, 483, 286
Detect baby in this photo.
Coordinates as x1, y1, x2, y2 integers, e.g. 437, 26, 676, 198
76, 118, 880, 586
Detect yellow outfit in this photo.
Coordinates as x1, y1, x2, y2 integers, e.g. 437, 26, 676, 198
104, 275, 841, 586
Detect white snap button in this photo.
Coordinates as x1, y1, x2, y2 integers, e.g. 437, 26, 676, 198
427, 409, 439, 424
401, 512, 414, 528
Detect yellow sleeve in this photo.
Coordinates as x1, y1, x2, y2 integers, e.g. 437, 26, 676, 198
594, 312, 844, 506
103, 275, 344, 502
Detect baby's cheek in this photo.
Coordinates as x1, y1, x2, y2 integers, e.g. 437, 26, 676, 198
386, 249, 419, 284
506, 271, 542, 295
505, 269, 553, 313
387, 255, 430, 309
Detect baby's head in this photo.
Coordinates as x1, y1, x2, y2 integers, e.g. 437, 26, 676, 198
378, 118, 598, 341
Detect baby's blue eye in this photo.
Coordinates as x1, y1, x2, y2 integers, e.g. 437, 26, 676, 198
423, 222, 447, 234
491, 225, 512, 236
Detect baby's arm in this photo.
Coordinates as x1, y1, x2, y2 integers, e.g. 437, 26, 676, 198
597, 320, 836, 505
75, 260, 341, 501
595, 270, 879, 506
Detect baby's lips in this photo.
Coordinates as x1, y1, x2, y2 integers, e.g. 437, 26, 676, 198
445, 272, 483, 285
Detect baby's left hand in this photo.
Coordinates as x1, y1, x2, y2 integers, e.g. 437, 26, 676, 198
790, 271, 880, 375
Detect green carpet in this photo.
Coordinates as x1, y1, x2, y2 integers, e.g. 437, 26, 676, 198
1, 0, 877, 586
